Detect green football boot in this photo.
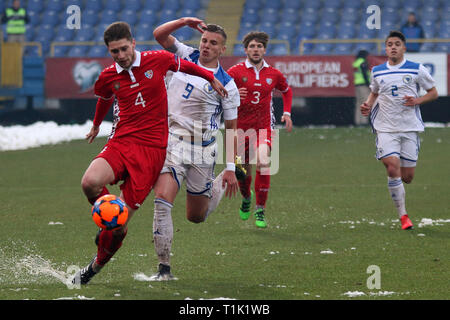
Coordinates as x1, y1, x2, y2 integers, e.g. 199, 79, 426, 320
239, 190, 253, 220
254, 208, 267, 228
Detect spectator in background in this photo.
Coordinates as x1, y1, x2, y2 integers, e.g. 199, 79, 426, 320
353, 50, 371, 126
400, 12, 425, 53
1, 0, 29, 43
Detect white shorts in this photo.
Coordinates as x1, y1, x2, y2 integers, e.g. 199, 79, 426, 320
161, 133, 217, 197
375, 131, 420, 167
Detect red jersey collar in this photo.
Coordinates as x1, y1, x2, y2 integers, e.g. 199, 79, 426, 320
245, 58, 269, 70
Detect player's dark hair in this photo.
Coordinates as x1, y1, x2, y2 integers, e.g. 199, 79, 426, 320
104, 21, 133, 46
242, 32, 269, 48
385, 30, 406, 44
204, 24, 227, 42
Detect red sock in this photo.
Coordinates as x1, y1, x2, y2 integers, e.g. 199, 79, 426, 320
96, 228, 127, 267
239, 175, 252, 199
255, 170, 270, 208
88, 186, 110, 205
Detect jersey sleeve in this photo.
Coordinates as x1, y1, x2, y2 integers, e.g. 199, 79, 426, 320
417, 64, 435, 91
172, 38, 198, 61
94, 71, 114, 100
222, 79, 241, 120
369, 67, 379, 93
275, 69, 290, 93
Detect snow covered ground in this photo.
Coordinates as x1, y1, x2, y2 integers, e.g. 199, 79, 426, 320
0, 121, 113, 151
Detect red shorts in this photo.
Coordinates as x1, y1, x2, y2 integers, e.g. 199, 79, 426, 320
95, 139, 166, 210
237, 127, 274, 164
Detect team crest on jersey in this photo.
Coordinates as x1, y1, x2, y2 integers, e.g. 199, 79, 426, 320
144, 70, 153, 79
204, 82, 214, 94
113, 81, 120, 90
242, 77, 248, 83
266, 78, 272, 85
402, 75, 412, 84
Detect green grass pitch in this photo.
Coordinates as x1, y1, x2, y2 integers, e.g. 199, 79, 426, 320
0, 127, 449, 300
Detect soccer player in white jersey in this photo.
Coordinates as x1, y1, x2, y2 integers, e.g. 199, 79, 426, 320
150, 17, 241, 280
360, 31, 438, 230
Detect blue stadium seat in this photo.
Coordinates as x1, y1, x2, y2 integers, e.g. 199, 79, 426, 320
334, 43, 353, 55
85, 1, 103, 11
53, 28, 75, 42
295, 35, 314, 54
355, 42, 376, 54
326, 0, 342, 9
264, 1, 282, 10
281, 8, 299, 23
140, 9, 158, 26
245, 0, 263, 10
259, 22, 277, 38
241, 8, 259, 24
88, 45, 108, 58
269, 43, 289, 56
67, 46, 89, 57
420, 8, 439, 23
100, 10, 118, 25
420, 42, 435, 53
284, 0, 302, 10
161, 0, 180, 11
53, 46, 69, 57
260, 8, 279, 24
119, 10, 138, 26
27, 0, 44, 13
47, 0, 64, 12
300, 9, 319, 23
321, 8, 339, 24
174, 27, 194, 41
74, 28, 94, 42
41, 10, 60, 26
83, 10, 99, 27
337, 25, 356, 39
23, 45, 41, 58
299, 21, 316, 38
422, 21, 436, 38
312, 44, 334, 55
107, 0, 123, 11
183, 0, 202, 11
134, 24, 153, 41
158, 9, 178, 25
233, 44, 246, 56
143, 0, 162, 11
435, 43, 450, 53
303, 0, 322, 10
341, 7, 360, 22
343, 0, 362, 9
127, 0, 143, 11
34, 25, 55, 43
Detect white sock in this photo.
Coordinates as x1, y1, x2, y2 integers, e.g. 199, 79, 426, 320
153, 198, 174, 266
205, 169, 227, 218
387, 177, 407, 218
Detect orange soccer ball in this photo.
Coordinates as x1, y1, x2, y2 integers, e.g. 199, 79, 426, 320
91, 194, 128, 230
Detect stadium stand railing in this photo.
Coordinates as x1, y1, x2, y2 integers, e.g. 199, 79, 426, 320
298, 38, 450, 55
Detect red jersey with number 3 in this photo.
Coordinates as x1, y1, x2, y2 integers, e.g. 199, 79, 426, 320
227, 60, 290, 131
94, 50, 181, 148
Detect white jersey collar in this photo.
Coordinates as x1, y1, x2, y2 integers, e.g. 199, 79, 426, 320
115, 50, 141, 73
387, 57, 406, 70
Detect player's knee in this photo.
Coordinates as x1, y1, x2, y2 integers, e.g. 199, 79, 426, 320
402, 174, 414, 184
81, 174, 101, 194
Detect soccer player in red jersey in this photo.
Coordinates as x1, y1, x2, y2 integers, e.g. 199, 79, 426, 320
72, 22, 227, 285
227, 31, 293, 228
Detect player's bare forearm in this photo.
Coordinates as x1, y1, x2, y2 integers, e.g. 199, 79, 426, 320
224, 119, 237, 162
86, 125, 100, 144
361, 92, 378, 116
403, 87, 438, 106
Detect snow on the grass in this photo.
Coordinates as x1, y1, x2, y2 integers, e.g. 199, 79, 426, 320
418, 218, 450, 228
0, 121, 113, 151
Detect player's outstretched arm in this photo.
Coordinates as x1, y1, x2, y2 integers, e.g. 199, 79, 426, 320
281, 113, 293, 132
153, 17, 207, 50
223, 119, 239, 198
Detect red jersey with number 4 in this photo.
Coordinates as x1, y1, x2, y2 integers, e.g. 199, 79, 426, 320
94, 50, 181, 148
227, 60, 290, 131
